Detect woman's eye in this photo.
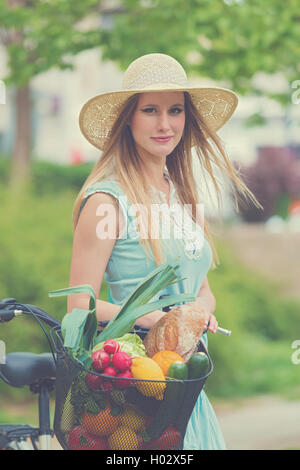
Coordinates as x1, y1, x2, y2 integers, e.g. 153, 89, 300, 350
142, 108, 156, 113
141, 107, 183, 114
170, 107, 183, 114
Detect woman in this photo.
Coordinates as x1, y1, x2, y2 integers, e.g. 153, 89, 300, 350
67, 53, 261, 449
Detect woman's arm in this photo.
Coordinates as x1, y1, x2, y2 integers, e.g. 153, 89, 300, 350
195, 276, 216, 314
67, 192, 122, 322
67, 191, 164, 327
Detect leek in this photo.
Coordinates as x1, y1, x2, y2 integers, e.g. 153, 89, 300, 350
48, 261, 196, 364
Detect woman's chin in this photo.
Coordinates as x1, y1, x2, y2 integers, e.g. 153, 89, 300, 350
149, 145, 177, 158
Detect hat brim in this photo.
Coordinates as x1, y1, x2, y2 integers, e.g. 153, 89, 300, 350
79, 85, 238, 151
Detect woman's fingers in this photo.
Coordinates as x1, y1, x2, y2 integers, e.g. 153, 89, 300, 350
208, 314, 218, 334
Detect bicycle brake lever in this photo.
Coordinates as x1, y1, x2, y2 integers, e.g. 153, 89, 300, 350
203, 320, 231, 337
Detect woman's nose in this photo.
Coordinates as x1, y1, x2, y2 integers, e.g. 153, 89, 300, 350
157, 111, 171, 130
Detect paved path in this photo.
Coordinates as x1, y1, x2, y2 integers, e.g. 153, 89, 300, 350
214, 395, 300, 450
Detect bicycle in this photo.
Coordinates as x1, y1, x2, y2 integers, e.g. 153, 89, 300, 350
0, 295, 228, 451
0, 297, 59, 450
0, 295, 175, 450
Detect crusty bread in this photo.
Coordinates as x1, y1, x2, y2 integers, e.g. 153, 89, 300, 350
143, 303, 208, 361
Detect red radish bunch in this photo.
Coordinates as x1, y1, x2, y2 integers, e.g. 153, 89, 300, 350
101, 380, 114, 392
103, 366, 117, 377
112, 352, 132, 371
91, 350, 110, 371
115, 370, 133, 389
111, 352, 133, 389
90, 341, 134, 390
103, 339, 120, 355
85, 372, 102, 390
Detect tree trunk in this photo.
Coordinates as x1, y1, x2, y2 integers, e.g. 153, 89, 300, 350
10, 84, 32, 187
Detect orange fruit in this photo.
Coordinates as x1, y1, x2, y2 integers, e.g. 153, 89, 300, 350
82, 402, 120, 436
151, 350, 185, 376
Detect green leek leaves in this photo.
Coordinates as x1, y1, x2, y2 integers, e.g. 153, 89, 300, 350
49, 261, 195, 366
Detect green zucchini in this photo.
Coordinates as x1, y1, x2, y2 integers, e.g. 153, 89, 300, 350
187, 352, 210, 379
167, 361, 188, 381
141, 361, 188, 443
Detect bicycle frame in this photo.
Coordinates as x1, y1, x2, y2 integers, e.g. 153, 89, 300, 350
0, 299, 59, 450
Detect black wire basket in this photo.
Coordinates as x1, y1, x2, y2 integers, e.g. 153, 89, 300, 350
51, 324, 213, 451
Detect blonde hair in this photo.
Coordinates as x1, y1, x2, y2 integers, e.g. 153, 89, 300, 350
72, 92, 262, 268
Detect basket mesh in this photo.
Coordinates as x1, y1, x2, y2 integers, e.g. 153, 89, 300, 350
52, 328, 212, 450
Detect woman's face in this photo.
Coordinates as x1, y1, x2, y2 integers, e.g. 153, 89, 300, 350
129, 91, 185, 159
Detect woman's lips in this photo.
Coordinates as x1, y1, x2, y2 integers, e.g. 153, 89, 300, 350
151, 136, 173, 143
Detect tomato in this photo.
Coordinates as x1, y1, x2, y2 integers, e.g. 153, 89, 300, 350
68, 425, 109, 450
143, 426, 181, 450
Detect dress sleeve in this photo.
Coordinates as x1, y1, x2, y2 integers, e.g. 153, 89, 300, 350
77, 180, 128, 239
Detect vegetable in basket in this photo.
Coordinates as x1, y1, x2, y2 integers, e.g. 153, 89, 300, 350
68, 425, 109, 450
187, 352, 210, 379
93, 333, 147, 358
141, 361, 188, 442
81, 401, 121, 436
142, 426, 181, 450
48, 261, 196, 367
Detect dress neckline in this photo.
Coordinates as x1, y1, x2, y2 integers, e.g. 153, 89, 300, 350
149, 171, 176, 207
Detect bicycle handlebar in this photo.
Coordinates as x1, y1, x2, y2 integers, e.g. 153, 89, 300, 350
0, 309, 23, 322
0, 299, 60, 329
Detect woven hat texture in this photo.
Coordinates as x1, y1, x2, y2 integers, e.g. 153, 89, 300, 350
79, 53, 238, 151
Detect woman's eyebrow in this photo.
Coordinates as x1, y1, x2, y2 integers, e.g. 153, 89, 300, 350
141, 103, 184, 107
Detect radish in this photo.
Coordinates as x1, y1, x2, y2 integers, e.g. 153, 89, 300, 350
85, 372, 102, 390
112, 351, 132, 371
91, 349, 110, 371
103, 366, 117, 377
101, 380, 114, 392
115, 370, 133, 389
103, 339, 120, 355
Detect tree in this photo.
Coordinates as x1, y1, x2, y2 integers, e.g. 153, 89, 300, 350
1, 0, 299, 185
99, 0, 300, 102
0, 0, 104, 185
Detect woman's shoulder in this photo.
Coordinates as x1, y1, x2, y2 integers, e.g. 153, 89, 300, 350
84, 175, 125, 198
78, 175, 129, 224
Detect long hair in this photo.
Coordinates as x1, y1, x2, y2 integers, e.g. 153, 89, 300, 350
72, 92, 262, 267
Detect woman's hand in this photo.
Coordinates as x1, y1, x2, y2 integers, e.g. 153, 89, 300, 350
184, 301, 218, 334
206, 313, 218, 334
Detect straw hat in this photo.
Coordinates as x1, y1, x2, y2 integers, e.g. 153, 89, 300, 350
79, 53, 238, 151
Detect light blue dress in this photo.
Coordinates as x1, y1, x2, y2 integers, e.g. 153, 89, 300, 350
79, 171, 226, 450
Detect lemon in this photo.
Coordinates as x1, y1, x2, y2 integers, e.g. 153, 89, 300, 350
119, 404, 146, 432
108, 426, 140, 450
131, 356, 166, 400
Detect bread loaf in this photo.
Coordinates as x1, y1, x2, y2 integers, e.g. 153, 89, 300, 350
143, 303, 208, 361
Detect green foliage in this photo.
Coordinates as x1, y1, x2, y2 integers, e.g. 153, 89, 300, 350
99, 0, 300, 106
1, 0, 299, 105
0, 156, 93, 193
273, 193, 291, 221
205, 240, 300, 398
0, 0, 103, 86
